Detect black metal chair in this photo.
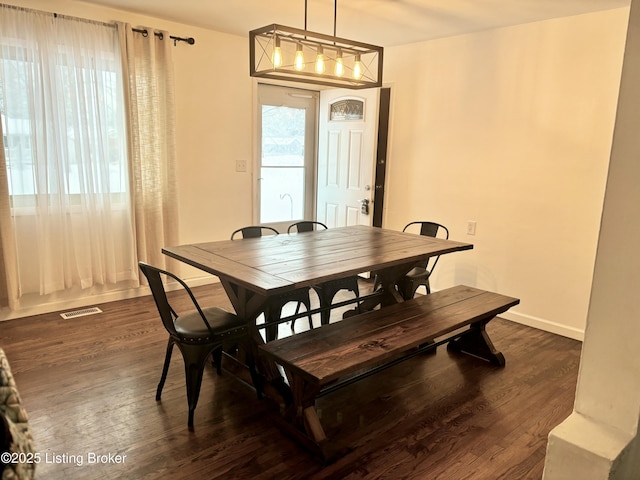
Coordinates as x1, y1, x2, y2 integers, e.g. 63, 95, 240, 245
230, 225, 279, 239
288, 221, 361, 327
139, 261, 260, 430
396, 221, 450, 299
286, 220, 328, 234
231, 226, 312, 340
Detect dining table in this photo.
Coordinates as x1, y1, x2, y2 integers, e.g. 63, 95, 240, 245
162, 225, 473, 399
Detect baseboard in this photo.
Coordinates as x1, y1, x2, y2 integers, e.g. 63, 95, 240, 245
0, 274, 219, 322
500, 310, 584, 342
424, 286, 585, 342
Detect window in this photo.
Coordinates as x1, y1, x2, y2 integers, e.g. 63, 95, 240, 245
329, 99, 364, 121
0, 27, 127, 206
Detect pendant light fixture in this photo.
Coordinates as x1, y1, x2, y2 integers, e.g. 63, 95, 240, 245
249, 0, 383, 89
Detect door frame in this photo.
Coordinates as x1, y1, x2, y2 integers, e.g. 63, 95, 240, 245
253, 82, 319, 233
373, 87, 391, 228
252, 80, 390, 230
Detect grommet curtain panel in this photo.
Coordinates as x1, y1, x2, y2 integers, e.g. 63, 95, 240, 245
117, 22, 179, 273
0, 5, 178, 309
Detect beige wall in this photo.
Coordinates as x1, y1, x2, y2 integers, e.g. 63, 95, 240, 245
382, 8, 629, 338
0, 2, 629, 340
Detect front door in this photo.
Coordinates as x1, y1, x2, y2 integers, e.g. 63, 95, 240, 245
316, 88, 379, 227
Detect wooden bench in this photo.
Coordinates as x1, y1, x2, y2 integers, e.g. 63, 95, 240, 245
258, 284, 520, 458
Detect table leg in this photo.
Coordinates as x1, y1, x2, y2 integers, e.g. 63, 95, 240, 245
219, 279, 294, 402
343, 263, 418, 319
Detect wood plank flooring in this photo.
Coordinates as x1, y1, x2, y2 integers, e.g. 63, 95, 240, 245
0, 281, 581, 479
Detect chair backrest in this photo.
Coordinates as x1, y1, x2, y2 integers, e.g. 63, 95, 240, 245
230, 225, 279, 240
403, 221, 450, 271
287, 221, 328, 234
138, 262, 212, 337
403, 221, 449, 240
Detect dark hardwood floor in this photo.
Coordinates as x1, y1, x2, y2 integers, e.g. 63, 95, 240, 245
0, 281, 581, 479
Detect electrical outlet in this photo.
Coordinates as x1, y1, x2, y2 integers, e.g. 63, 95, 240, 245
467, 221, 477, 236
235, 159, 247, 172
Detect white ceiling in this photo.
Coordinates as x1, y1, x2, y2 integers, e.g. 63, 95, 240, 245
78, 0, 629, 47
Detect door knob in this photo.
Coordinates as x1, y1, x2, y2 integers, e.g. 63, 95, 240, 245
359, 198, 370, 215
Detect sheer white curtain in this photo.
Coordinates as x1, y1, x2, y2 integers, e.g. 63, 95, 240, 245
0, 119, 18, 309
118, 24, 179, 269
0, 6, 137, 299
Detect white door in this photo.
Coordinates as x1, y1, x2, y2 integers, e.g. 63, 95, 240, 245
316, 88, 379, 227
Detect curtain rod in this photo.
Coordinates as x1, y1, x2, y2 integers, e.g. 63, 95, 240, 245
0, 3, 195, 47
0, 3, 111, 27
132, 28, 195, 46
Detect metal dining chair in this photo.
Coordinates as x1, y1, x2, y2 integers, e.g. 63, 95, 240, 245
230, 225, 279, 239
286, 220, 328, 234
139, 261, 261, 430
396, 221, 450, 299
231, 225, 312, 340
288, 221, 361, 327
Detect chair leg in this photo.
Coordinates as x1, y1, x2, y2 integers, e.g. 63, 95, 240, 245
290, 301, 302, 331
179, 344, 213, 430
317, 279, 359, 326
291, 295, 313, 332
349, 277, 361, 313
156, 338, 175, 401
212, 346, 223, 375
302, 295, 313, 330
373, 274, 382, 292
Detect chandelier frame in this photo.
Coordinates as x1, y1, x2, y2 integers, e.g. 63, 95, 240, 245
249, 23, 383, 89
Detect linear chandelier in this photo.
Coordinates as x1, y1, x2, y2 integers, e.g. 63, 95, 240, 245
249, 0, 383, 89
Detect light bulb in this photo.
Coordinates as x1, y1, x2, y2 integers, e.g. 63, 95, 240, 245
353, 54, 363, 80
315, 46, 325, 74
335, 49, 344, 76
272, 37, 282, 68
294, 44, 304, 71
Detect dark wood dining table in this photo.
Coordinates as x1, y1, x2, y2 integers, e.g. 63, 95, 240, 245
162, 225, 473, 398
